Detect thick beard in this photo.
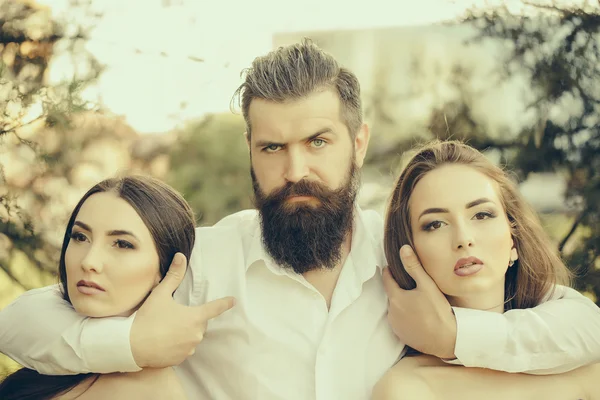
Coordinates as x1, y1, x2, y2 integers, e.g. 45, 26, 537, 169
252, 161, 360, 275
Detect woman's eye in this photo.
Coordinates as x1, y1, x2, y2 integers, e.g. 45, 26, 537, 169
423, 220, 445, 231
474, 211, 496, 220
70, 232, 88, 242
114, 239, 134, 250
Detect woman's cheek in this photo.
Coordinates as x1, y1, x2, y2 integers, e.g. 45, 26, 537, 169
414, 237, 437, 274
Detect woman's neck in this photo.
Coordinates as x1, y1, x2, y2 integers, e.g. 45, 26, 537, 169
447, 287, 506, 313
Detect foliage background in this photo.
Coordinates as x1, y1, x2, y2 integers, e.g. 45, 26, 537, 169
1, 0, 599, 375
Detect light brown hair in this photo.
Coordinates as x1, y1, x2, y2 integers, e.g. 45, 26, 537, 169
384, 140, 571, 310
232, 38, 362, 139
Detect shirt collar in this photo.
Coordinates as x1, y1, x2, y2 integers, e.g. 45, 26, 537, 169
349, 206, 386, 281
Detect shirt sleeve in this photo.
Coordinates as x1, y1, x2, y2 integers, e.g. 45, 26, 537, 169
0, 285, 140, 374
0, 231, 203, 375
449, 285, 600, 374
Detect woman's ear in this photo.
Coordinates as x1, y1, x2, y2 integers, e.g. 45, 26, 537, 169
510, 247, 519, 262
510, 238, 519, 262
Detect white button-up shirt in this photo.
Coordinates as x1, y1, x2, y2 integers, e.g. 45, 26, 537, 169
1, 207, 600, 399
171, 208, 401, 399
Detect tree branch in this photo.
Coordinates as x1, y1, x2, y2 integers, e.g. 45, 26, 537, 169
558, 207, 589, 253
521, 1, 578, 15
0, 262, 27, 291
0, 115, 44, 137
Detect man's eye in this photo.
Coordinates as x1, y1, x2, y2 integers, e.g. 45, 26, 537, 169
311, 139, 326, 148
263, 144, 281, 153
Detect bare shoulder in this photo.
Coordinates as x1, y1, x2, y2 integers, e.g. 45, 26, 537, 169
571, 362, 600, 400
55, 368, 187, 400
371, 356, 438, 400
397, 354, 448, 368
374, 355, 596, 400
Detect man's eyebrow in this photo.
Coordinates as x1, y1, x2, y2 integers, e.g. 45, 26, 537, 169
417, 198, 495, 220
302, 128, 335, 142
254, 128, 335, 148
254, 139, 284, 148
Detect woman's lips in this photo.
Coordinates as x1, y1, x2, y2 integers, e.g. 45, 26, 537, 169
76, 280, 105, 294
454, 263, 484, 277
454, 256, 484, 277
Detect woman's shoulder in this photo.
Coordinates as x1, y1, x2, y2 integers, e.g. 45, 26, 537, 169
371, 355, 439, 400
55, 368, 186, 400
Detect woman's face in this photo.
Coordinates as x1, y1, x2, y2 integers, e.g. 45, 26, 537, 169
65, 191, 161, 317
408, 164, 516, 310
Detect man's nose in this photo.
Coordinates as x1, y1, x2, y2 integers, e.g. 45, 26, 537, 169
283, 147, 310, 183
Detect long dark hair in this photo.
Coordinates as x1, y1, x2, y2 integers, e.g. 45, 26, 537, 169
0, 175, 196, 400
385, 140, 571, 311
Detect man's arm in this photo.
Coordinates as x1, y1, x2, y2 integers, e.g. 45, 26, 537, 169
0, 254, 235, 374
0, 285, 138, 375
452, 285, 600, 374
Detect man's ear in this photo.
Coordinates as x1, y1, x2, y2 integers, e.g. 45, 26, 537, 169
244, 131, 250, 151
354, 123, 370, 168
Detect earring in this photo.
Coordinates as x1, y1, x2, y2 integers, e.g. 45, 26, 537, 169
509, 246, 518, 268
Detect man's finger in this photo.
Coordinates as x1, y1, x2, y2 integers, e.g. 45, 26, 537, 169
197, 296, 236, 320
382, 267, 403, 297
154, 253, 187, 296
399, 245, 434, 289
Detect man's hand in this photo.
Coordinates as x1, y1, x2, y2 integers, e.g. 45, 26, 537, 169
131, 253, 235, 368
382, 245, 457, 359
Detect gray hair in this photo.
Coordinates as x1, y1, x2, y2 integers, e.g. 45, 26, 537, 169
232, 38, 363, 139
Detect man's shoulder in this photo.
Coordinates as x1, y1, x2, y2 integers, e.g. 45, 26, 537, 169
357, 207, 384, 237
205, 209, 258, 228
194, 209, 259, 245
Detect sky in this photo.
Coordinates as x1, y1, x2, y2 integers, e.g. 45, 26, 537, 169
36, 0, 540, 133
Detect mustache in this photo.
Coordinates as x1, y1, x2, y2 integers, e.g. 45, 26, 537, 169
258, 179, 338, 205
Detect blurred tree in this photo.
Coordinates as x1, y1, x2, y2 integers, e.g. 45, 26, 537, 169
0, 0, 103, 291
167, 113, 253, 225
373, 2, 600, 304
463, 1, 600, 304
